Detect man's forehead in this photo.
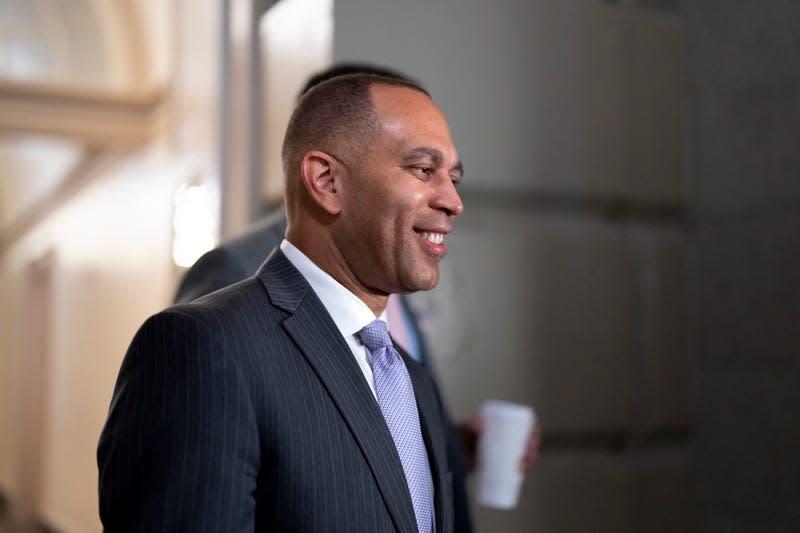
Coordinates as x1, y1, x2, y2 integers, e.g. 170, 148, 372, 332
370, 85, 454, 141
370, 83, 439, 117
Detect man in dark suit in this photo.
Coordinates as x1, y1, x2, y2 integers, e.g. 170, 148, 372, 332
173, 64, 477, 532
98, 73, 464, 531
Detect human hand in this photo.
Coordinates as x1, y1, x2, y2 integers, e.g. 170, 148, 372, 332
519, 420, 541, 471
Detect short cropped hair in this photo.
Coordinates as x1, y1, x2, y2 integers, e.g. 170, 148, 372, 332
281, 74, 430, 189
298, 64, 415, 97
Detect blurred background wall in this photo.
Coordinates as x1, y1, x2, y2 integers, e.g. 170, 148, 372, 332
0, 0, 797, 532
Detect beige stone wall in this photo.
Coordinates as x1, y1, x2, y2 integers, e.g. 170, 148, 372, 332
2, 145, 185, 531
0, 0, 219, 531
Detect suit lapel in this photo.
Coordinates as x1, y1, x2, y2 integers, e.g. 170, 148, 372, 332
257, 251, 418, 533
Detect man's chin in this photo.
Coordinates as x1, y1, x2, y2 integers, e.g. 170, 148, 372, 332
404, 270, 440, 293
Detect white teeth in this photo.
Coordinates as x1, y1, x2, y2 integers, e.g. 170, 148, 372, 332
422, 232, 444, 244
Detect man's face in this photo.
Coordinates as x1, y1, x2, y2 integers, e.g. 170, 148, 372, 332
334, 84, 464, 296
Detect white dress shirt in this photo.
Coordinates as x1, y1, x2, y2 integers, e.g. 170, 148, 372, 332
280, 239, 386, 398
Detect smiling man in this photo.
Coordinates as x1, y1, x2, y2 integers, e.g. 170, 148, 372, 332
98, 74, 463, 532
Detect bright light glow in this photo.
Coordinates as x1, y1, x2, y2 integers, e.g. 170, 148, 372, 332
172, 182, 216, 267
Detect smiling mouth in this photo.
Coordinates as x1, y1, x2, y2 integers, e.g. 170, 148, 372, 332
419, 231, 444, 245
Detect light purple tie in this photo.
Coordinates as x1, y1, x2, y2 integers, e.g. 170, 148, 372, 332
359, 320, 434, 533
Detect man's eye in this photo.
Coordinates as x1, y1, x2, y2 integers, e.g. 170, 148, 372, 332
409, 166, 434, 178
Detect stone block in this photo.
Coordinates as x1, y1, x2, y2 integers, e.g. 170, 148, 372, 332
623, 12, 689, 203
628, 226, 692, 431
471, 451, 635, 533
694, 212, 800, 370
470, 448, 694, 533
684, 1, 800, 217
629, 447, 697, 532
694, 367, 800, 518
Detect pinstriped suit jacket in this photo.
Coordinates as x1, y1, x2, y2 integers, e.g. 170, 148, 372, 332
97, 249, 454, 532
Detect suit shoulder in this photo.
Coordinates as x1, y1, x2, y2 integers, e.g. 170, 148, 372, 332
179, 276, 285, 328
128, 306, 221, 363
120, 282, 276, 390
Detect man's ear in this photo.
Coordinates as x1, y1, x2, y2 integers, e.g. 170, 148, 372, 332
299, 150, 342, 215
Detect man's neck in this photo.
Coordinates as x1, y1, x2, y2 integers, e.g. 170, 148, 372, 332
284, 235, 388, 317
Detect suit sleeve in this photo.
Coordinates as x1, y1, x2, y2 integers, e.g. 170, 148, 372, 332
173, 248, 250, 304
97, 309, 259, 532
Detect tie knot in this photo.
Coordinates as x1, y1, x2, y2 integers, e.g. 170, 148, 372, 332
358, 319, 394, 353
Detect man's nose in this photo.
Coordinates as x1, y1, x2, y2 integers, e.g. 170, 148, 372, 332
431, 173, 464, 216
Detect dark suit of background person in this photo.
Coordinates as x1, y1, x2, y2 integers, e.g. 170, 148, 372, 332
98, 74, 465, 531
173, 209, 473, 533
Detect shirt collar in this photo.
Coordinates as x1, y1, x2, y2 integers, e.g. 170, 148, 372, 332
280, 239, 387, 338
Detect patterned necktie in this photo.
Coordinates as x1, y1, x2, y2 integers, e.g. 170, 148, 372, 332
359, 319, 434, 533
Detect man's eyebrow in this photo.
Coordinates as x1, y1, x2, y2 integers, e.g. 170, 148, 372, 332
401, 147, 464, 177
401, 147, 443, 163
451, 160, 464, 179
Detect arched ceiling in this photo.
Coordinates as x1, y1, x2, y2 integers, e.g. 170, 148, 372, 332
0, 0, 173, 248
0, 0, 169, 91
0, 0, 172, 143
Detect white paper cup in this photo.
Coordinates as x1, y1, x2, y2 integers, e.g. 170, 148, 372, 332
476, 400, 536, 509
